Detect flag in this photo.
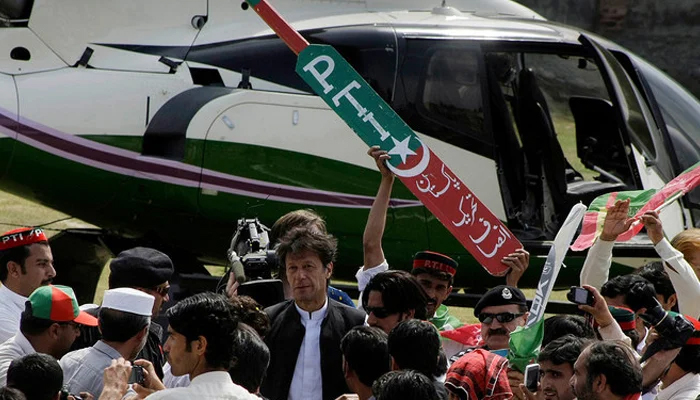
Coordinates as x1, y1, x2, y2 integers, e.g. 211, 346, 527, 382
571, 161, 700, 251
509, 203, 586, 372
440, 323, 482, 346
508, 318, 544, 373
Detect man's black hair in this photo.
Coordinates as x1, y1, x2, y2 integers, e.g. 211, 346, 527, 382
341, 326, 391, 388
0, 242, 49, 282
634, 261, 677, 306
99, 308, 150, 342
19, 302, 56, 336
372, 370, 440, 400
7, 353, 62, 400
388, 319, 441, 378
167, 292, 239, 370
229, 295, 271, 338
674, 345, 700, 374
229, 323, 270, 393
361, 270, 428, 320
543, 315, 596, 347
539, 334, 587, 366
601, 274, 657, 309
584, 341, 642, 396
0, 387, 26, 400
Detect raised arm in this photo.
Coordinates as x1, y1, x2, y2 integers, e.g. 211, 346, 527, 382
362, 146, 394, 270
641, 210, 700, 318
580, 199, 634, 289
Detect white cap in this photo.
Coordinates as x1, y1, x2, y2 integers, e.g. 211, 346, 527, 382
102, 288, 155, 317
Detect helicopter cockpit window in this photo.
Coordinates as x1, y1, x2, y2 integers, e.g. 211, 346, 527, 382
421, 49, 482, 131
486, 50, 633, 238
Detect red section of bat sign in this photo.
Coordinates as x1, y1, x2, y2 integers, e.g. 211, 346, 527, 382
389, 143, 521, 276
252, 1, 309, 55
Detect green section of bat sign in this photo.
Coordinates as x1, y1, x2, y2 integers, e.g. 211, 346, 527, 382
296, 44, 419, 168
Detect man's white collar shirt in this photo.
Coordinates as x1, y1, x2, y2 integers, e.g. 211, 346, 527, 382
656, 373, 700, 400
0, 284, 27, 344
145, 371, 258, 400
0, 332, 35, 385
289, 298, 329, 400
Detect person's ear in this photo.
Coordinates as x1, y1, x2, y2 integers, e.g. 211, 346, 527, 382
446, 286, 453, 297
667, 294, 678, 310
593, 374, 606, 393
406, 309, 416, 320
7, 261, 21, 278
49, 323, 61, 339
195, 335, 208, 356
390, 356, 399, 371
325, 262, 333, 279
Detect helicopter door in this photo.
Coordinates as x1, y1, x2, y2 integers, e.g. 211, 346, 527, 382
0, 74, 17, 180
579, 35, 685, 236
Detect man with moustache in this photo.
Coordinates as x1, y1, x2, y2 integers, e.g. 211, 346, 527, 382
0, 227, 55, 343
570, 341, 642, 400
473, 285, 529, 351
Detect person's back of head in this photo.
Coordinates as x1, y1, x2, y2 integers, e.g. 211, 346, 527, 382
230, 323, 270, 393
543, 315, 596, 347
167, 292, 239, 370
270, 209, 327, 244
99, 308, 150, 343
362, 270, 428, 320
372, 370, 440, 400
229, 295, 271, 338
583, 341, 642, 397
7, 353, 62, 400
0, 387, 27, 400
601, 274, 656, 309
341, 326, 391, 389
388, 319, 440, 377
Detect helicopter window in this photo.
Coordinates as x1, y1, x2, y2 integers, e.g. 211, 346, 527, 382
594, 47, 658, 160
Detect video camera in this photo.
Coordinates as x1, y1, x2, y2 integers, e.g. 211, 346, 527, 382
627, 282, 694, 362
227, 218, 278, 283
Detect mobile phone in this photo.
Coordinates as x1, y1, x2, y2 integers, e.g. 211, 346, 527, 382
524, 363, 540, 393
128, 365, 145, 385
567, 286, 594, 306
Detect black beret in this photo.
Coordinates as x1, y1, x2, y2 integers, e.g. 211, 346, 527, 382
109, 247, 174, 289
473, 285, 527, 317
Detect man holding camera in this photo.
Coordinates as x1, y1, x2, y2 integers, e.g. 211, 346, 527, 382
61, 288, 154, 398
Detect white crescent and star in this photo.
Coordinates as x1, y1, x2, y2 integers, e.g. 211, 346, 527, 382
386, 136, 431, 178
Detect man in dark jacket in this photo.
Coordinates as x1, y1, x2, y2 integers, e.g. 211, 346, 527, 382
261, 227, 366, 400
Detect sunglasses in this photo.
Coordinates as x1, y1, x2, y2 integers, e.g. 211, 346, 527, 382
364, 306, 394, 319
478, 312, 525, 324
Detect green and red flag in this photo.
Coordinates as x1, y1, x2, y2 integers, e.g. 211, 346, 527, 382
508, 203, 586, 372
245, 0, 522, 275
571, 161, 700, 251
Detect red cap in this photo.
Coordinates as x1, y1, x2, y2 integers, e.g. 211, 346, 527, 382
413, 251, 458, 276
0, 228, 48, 251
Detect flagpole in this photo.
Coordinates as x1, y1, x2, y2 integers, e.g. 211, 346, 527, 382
629, 190, 684, 228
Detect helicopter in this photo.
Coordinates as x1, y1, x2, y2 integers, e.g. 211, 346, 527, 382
1, 0, 700, 303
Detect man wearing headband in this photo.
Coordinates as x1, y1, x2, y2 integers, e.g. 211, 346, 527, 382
0, 227, 54, 343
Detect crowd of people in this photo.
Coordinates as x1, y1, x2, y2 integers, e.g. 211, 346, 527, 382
0, 147, 699, 399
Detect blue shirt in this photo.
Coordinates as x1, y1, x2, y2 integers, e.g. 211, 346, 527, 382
60, 340, 122, 398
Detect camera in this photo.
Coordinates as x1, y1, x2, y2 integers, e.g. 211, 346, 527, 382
128, 365, 145, 385
524, 363, 540, 393
566, 286, 594, 306
227, 218, 278, 282
626, 282, 695, 362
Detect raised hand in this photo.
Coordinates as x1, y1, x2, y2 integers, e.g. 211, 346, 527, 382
367, 146, 393, 179
640, 210, 664, 245
600, 199, 634, 241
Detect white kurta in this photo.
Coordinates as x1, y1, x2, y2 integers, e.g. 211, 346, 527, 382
288, 299, 329, 400
0, 284, 27, 344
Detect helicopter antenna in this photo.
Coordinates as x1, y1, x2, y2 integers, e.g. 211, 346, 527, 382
441, 0, 447, 6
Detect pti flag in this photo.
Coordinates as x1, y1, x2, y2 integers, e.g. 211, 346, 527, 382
571, 161, 700, 251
